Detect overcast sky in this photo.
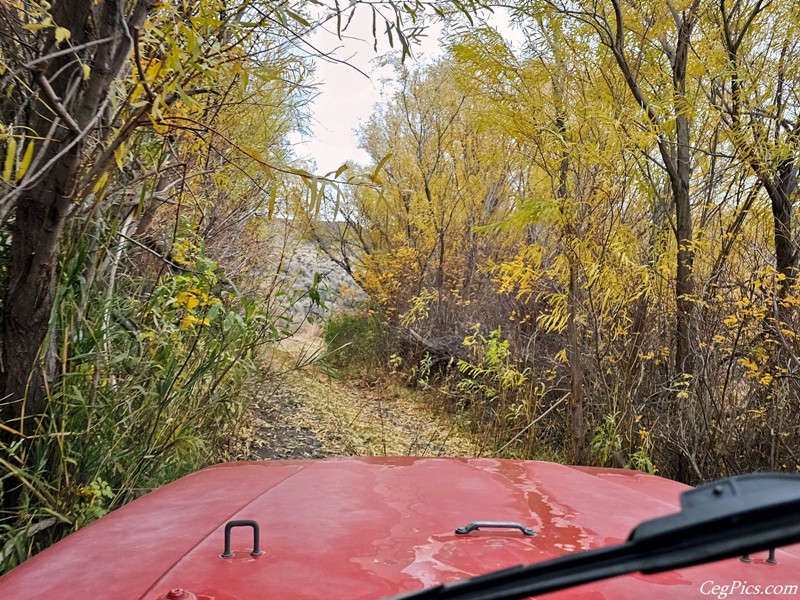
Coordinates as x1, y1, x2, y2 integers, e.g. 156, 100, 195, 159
288, 11, 446, 175
288, 7, 522, 175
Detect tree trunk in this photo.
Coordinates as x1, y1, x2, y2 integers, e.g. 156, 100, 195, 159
1, 0, 153, 491
674, 113, 695, 376
554, 105, 585, 464
2, 160, 76, 433
608, 0, 699, 380
566, 256, 585, 464
718, 3, 799, 297
767, 162, 798, 295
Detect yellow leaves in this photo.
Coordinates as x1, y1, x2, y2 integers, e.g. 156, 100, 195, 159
175, 287, 215, 328
335, 163, 349, 179
21, 9, 70, 44
1, 134, 34, 182
22, 16, 53, 32
81, 63, 91, 80
93, 172, 109, 194
148, 113, 169, 134
114, 142, 128, 171
388, 353, 404, 373
175, 291, 201, 311
2, 137, 16, 181
370, 153, 393, 185
356, 245, 421, 310
739, 356, 758, 372
175, 287, 213, 310
519, 194, 564, 227
54, 26, 71, 43
459, 326, 529, 394
401, 289, 438, 328
723, 314, 738, 328
172, 239, 201, 268
778, 292, 800, 309
181, 314, 210, 328
144, 59, 163, 83
16, 140, 34, 181
267, 185, 277, 220
674, 372, 693, 399
554, 348, 568, 363
738, 353, 774, 387
490, 244, 544, 299
537, 295, 568, 333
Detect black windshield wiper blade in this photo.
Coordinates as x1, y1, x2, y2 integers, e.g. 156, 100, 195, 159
387, 473, 800, 600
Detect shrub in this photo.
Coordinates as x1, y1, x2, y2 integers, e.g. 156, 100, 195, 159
323, 308, 390, 371
0, 231, 280, 573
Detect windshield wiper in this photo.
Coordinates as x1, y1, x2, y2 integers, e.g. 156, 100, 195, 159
387, 473, 800, 600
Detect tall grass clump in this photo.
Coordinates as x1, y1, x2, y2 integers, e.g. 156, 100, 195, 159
323, 307, 390, 372
0, 225, 281, 573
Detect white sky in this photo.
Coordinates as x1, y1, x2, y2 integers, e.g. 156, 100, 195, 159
289, 7, 522, 175
288, 11, 446, 175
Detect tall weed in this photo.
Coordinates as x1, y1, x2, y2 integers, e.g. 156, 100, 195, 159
0, 227, 280, 573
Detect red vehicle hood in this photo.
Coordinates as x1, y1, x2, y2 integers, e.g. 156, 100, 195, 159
2, 457, 798, 599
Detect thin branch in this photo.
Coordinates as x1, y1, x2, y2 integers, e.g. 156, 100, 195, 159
132, 27, 156, 102
117, 231, 190, 274
35, 72, 81, 134
22, 36, 115, 71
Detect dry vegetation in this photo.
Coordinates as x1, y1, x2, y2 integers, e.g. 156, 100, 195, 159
4, 0, 800, 574
224, 328, 478, 461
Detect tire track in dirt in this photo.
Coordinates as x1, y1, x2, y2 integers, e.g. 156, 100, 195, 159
229, 328, 478, 460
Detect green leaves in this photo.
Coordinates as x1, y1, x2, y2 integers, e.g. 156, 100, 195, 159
276, 7, 311, 28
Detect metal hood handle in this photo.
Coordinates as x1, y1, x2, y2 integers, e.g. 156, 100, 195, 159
220, 520, 263, 558
455, 521, 536, 536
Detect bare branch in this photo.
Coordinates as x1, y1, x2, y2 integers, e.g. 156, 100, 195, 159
35, 72, 81, 134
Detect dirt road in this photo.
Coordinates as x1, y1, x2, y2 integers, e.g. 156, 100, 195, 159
228, 329, 478, 461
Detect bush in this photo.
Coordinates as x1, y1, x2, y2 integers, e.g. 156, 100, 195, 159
323, 308, 390, 371
0, 230, 280, 573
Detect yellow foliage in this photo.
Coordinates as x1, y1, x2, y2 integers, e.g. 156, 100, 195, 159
54, 26, 70, 43
180, 314, 210, 328
172, 239, 201, 268
2, 136, 16, 182
401, 289, 438, 328
175, 291, 200, 311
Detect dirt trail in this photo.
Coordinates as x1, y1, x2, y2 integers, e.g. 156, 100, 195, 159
229, 327, 478, 461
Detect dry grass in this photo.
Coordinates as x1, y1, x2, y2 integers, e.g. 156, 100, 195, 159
228, 328, 478, 460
